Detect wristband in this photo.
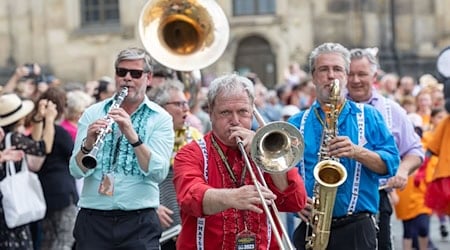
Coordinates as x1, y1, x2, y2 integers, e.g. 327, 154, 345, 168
32, 115, 43, 123
130, 137, 143, 148
81, 138, 92, 154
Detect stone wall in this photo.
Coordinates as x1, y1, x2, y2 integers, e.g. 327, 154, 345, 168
0, 0, 449, 86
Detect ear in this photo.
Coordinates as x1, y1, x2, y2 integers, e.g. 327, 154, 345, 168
373, 71, 378, 83
146, 72, 153, 87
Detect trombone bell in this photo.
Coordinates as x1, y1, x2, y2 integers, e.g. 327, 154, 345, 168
138, 0, 230, 71
251, 122, 304, 174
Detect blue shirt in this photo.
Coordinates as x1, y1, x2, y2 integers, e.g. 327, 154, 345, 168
69, 96, 174, 210
287, 100, 400, 217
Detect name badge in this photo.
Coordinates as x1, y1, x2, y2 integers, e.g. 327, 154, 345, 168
236, 230, 256, 250
98, 172, 114, 196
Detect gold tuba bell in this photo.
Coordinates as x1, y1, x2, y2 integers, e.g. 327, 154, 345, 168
138, 0, 229, 72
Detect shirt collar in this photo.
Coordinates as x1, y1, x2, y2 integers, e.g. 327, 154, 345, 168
346, 88, 379, 105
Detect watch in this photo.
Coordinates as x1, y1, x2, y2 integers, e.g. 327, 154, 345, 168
81, 138, 92, 154
130, 137, 143, 148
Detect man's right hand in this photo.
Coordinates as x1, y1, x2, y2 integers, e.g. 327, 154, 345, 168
157, 205, 174, 229
228, 184, 277, 214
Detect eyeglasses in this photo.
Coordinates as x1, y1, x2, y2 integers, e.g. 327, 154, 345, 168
115, 67, 145, 79
165, 101, 189, 108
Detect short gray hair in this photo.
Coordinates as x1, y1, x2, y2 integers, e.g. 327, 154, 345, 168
147, 79, 185, 105
114, 47, 153, 73
309, 43, 351, 74
207, 73, 255, 111
349, 48, 379, 74
65, 90, 94, 119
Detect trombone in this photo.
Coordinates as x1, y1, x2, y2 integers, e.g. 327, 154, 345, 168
236, 107, 304, 250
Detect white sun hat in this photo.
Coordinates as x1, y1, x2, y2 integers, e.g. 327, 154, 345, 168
0, 93, 35, 127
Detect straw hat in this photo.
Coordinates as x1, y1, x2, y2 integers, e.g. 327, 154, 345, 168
0, 93, 35, 127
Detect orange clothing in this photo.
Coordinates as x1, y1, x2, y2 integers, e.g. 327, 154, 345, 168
394, 175, 432, 221
421, 131, 439, 183
420, 114, 431, 131
427, 117, 450, 180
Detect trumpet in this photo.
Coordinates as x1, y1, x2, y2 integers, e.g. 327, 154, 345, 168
236, 106, 304, 250
81, 87, 128, 169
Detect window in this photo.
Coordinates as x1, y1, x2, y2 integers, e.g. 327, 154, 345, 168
80, 0, 120, 27
233, 0, 275, 16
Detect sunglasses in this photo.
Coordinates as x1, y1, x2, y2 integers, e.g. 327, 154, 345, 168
115, 67, 145, 79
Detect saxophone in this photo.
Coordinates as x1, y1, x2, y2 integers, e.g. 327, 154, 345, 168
306, 79, 348, 250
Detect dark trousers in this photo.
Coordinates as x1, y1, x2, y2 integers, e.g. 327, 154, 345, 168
378, 190, 393, 250
293, 213, 377, 250
73, 208, 161, 250
160, 238, 176, 250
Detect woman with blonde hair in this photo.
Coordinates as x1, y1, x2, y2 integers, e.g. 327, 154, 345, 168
60, 90, 94, 141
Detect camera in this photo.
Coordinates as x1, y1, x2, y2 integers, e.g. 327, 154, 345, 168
24, 63, 37, 78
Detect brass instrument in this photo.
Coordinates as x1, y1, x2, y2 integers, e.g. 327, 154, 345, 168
138, 0, 229, 72
138, 0, 229, 110
137, 0, 229, 244
81, 87, 128, 169
236, 107, 304, 250
306, 80, 347, 250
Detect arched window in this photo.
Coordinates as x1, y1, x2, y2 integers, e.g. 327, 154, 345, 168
235, 36, 276, 88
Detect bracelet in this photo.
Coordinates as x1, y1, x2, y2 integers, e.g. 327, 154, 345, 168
81, 138, 92, 154
130, 137, 143, 148
31, 115, 43, 123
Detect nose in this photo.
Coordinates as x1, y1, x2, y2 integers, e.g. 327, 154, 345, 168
326, 69, 336, 79
230, 112, 240, 125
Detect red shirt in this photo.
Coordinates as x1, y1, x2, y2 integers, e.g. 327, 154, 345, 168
173, 132, 307, 250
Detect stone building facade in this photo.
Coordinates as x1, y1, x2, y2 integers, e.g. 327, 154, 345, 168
0, 0, 449, 88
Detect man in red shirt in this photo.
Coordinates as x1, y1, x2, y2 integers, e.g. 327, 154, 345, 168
173, 73, 307, 249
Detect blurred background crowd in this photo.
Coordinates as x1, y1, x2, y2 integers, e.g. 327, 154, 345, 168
0, 55, 449, 249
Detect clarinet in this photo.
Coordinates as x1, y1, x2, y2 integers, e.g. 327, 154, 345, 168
81, 86, 128, 169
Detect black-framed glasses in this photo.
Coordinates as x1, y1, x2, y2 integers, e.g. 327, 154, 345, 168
115, 67, 145, 79
165, 101, 189, 108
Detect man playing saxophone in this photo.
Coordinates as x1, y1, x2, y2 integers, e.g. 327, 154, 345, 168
69, 47, 174, 250
287, 43, 400, 250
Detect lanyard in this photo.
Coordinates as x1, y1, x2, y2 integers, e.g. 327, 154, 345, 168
108, 124, 122, 172
211, 135, 247, 187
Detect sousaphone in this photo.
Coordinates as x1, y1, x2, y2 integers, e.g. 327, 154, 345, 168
138, 0, 230, 72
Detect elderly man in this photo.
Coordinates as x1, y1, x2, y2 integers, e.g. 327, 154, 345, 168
347, 48, 424, 250
288, 43, 400, 250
